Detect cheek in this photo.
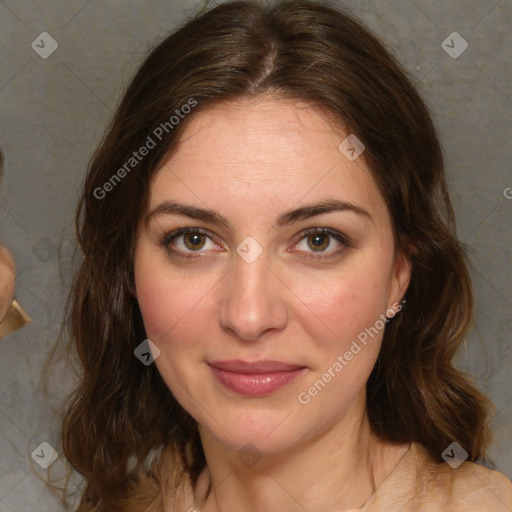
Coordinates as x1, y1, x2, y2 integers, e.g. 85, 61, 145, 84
293, 266, 391, 412
298, 261, 391, 346
134, 248, 221, 350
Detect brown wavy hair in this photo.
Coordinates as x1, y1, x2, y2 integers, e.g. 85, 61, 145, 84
55, 0, 492, 509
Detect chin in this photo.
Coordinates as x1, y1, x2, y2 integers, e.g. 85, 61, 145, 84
196, 401, 316, 457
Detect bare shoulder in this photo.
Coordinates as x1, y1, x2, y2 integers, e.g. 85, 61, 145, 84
412, 444, 512, 511
453, 462, 512, 510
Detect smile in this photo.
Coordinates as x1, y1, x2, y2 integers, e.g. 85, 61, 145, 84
208, 360, 308, 396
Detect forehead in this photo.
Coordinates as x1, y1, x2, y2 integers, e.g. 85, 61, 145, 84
161, 96, 346, 173
149, 96, 386, 222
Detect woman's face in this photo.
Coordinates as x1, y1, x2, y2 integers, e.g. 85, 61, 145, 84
133, 97, 410, 455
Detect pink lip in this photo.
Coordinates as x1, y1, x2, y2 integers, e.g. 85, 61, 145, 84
208, 359, 307, 396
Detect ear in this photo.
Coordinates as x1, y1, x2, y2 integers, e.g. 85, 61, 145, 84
388, 246, 413, 308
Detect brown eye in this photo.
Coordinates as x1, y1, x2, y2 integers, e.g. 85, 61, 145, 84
292, 228, 352, 259
160, 228, 219, 257
307, 233, 330, 252
183, 232, 207, 250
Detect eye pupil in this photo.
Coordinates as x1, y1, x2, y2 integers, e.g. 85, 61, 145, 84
184, 233, 205, 250
308, 233, 329, 251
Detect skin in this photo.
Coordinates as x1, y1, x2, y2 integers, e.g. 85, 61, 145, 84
133, 96, 412, 512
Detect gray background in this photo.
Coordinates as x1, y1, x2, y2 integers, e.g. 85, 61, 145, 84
0, 0, 511, 510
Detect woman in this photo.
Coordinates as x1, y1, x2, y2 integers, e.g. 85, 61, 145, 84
60, 1, 512, 510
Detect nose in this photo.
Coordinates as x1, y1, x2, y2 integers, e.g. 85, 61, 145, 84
218, 250, 288, 342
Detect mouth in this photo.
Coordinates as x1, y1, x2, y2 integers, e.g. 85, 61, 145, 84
208, 359, 307, 396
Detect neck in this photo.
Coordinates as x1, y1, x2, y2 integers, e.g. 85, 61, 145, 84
193, 399, 408, 512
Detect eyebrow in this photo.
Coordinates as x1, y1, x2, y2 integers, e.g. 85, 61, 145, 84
146, 198, 373, 229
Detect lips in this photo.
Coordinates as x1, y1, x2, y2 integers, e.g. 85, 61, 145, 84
208, 359, 307, 396
209, 359, 304, 373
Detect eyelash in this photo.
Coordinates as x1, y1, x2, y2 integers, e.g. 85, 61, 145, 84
159, 227, 353, 261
